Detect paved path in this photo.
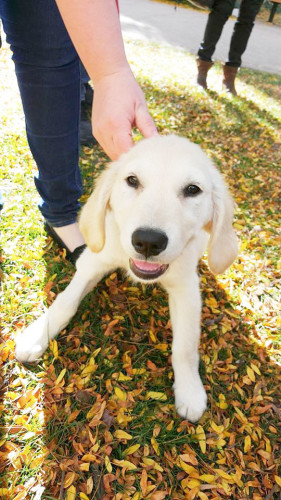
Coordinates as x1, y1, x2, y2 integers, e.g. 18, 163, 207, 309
119, 0, 281, 75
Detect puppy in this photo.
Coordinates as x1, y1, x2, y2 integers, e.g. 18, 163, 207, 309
15, 135, 238, 422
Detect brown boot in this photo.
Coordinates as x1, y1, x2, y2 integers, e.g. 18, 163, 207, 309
196, 58, 213, 89
222, 65, 238, 95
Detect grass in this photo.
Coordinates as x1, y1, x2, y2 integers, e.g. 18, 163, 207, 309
1, 29, 281, 500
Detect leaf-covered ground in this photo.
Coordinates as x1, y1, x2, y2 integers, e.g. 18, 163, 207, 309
1, 30, 281, 500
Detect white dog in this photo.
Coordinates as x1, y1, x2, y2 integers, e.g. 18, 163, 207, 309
15, 135, 238, 422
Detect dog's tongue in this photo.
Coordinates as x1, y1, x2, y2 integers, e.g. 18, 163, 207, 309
133, 259, 161, 272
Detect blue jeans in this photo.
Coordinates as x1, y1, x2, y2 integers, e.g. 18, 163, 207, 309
0, 0, 83, 226
198, 0, 263, 67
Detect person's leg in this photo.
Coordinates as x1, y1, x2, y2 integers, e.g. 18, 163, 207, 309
1, 0, 84, 252
197, 0, 236, 62
222, 0, 263, 95
226, 0, 263, 67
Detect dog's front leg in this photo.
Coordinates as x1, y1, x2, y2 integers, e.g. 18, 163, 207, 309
166, 274, 207, 422
15, 249, 112, 363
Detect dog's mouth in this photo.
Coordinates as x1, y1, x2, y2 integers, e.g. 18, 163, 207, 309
129, 258, 169, 280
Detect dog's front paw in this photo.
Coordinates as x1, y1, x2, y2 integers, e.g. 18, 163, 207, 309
174, 379, 207, 422
15, 315, 49, 363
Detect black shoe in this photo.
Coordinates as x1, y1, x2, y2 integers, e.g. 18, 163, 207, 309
84, 82, 94, 108
80, 100, 97, 147
44, 222, 86, 265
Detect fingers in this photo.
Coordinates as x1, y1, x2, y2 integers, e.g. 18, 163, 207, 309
135, 103, 158, 140
93, 116, 134, 161
91, 70, 157, 160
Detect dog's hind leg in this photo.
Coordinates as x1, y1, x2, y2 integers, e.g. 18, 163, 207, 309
15, 248, 113, 363
165, 273, 207, 422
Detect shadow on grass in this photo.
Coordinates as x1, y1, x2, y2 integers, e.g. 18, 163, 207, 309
1, 71, 281, 499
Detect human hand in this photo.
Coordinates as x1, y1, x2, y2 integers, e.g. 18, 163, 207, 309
92, 67, 158, 160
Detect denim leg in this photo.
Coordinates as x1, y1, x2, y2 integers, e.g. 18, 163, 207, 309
198, 0, 235, 62
227, 0, 263, 67
0, 0, 82, 227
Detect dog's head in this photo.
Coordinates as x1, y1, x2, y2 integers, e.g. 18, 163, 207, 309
80, 135, 238, 280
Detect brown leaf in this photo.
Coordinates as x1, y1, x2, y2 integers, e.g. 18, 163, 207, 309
140, 468, 148, 496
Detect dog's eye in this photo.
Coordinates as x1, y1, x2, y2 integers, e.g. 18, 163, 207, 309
183, 184, 202, 197
126, 175, 139, 188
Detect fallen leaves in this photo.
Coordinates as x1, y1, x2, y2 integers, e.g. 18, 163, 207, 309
1, 27, 281, 500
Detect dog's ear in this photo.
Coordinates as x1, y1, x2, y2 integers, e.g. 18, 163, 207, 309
206, 177, 238, 275
79, 163, 118, 252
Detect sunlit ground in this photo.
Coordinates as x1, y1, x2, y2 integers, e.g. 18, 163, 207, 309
0, 29, 281, 500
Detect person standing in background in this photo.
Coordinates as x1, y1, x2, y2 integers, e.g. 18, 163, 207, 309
196, 0, 263, 95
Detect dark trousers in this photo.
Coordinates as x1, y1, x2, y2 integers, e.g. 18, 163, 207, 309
0, 0, 83, 226
198, 0, 263, 67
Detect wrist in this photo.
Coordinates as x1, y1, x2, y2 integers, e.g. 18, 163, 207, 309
91, 63, 133, 86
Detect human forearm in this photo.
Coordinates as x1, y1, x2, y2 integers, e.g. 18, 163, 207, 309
55, 0, 129, 83
55, 0, 157, 159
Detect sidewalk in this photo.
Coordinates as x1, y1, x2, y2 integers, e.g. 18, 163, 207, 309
119, 0, 281, 75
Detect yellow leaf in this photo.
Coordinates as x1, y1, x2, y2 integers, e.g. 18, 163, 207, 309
244, 435, 251, 453
104, 455, 112, 473
247, 366, 256, 382
167, 420, 174, 431
81, 364, 97, 377
154, 343, 168, 351
92, 347, 101, 358
151, 437, 160, 456
251, 363, 261, 375
196, 425, 205, 440
131, 368, 146, 375
143, 457, 155, 466
210, 422, 224, 434
50, 339, 58, 359
199, 474, 216, 483
178, 459, 197, 476
221, 480, 232, 495
64, 472, 76, 489
114, 387, 127, 401
114, 430, 133, 440
82, 454, 97, 462
196, 425, 206, 453
132, 494, 141, 500
0, 490, 9, 497
79, 463, 90, 471
234, 406, 247, 423
149, 329, 157, 343
145, 391, 167, 401
80, 494, 90, 500
117, 372, 132, 381
187, 479, 201, 489
275, 476, 281, 487
30, 454, 46, 469
113, 459, 137, 471
55, 368, 66, 385
215, 469, 234, 482
123, 444, 140, 456
68, 409, 81, 423
66, 486, 76, 500
198, 493, 209, 500
217, 394, 228, 409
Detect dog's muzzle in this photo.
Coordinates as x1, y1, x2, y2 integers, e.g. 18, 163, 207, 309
129, 258, 169, 280
130, 228, 169, 280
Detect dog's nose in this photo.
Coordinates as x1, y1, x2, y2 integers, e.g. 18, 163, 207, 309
132, 228, 168, 258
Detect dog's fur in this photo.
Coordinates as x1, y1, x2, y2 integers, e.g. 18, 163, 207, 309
15, 135, 238, 422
